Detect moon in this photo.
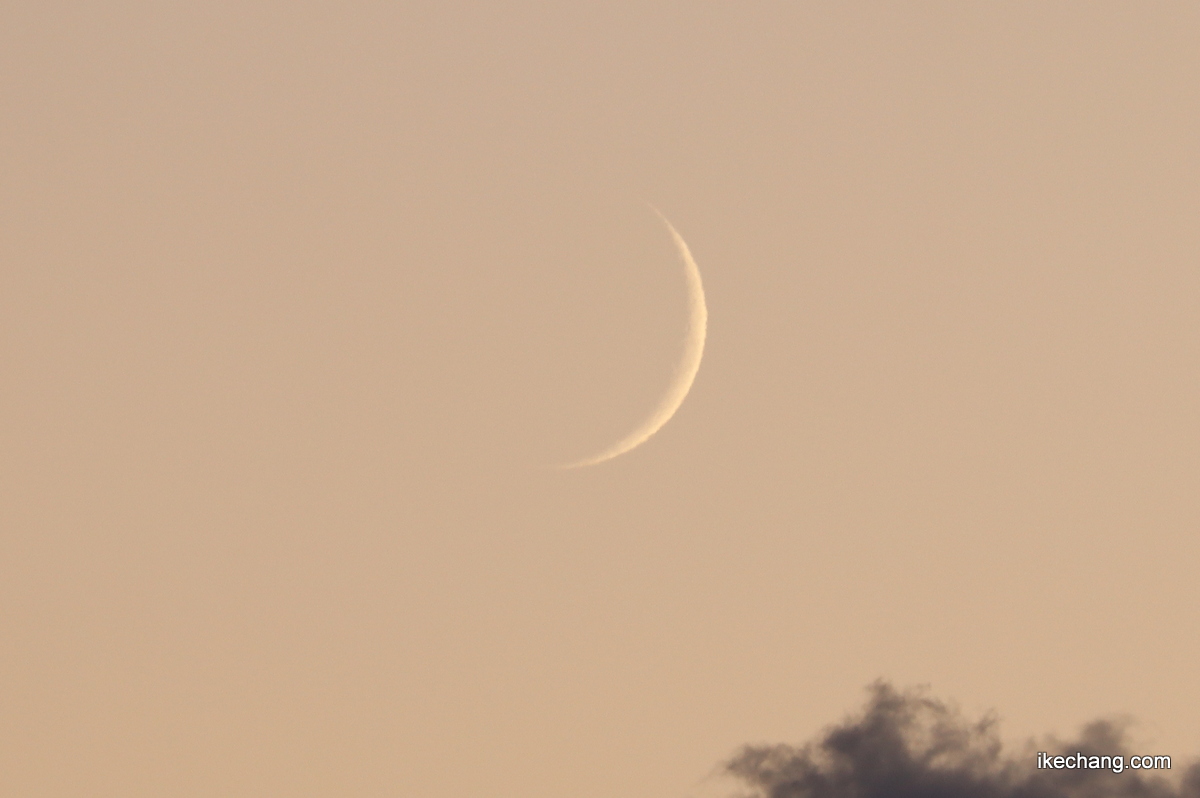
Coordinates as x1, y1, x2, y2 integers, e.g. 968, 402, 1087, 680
559, 209, 707, 469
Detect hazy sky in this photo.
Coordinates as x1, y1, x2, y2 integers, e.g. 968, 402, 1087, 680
3, 3, 1199, 797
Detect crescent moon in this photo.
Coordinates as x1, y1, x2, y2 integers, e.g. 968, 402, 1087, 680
559, 210, 707, 469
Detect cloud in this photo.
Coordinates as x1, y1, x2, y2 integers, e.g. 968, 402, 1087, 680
725, 681, 1199, 798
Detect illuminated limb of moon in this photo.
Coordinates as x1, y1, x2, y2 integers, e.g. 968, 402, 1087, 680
559, 210, 707, 469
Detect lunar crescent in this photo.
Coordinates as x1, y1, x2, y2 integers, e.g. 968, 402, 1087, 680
559, 210, 707, 469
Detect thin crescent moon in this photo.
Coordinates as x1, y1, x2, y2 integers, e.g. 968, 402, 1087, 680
559, 210, 707, 469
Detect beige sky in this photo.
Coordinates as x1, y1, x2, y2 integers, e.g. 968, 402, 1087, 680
3, 3, 1199, 797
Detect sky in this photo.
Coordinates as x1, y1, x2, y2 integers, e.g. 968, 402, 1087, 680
2, 3, 1199, 797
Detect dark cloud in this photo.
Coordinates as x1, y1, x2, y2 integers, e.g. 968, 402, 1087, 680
726, 682, 1200, 798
